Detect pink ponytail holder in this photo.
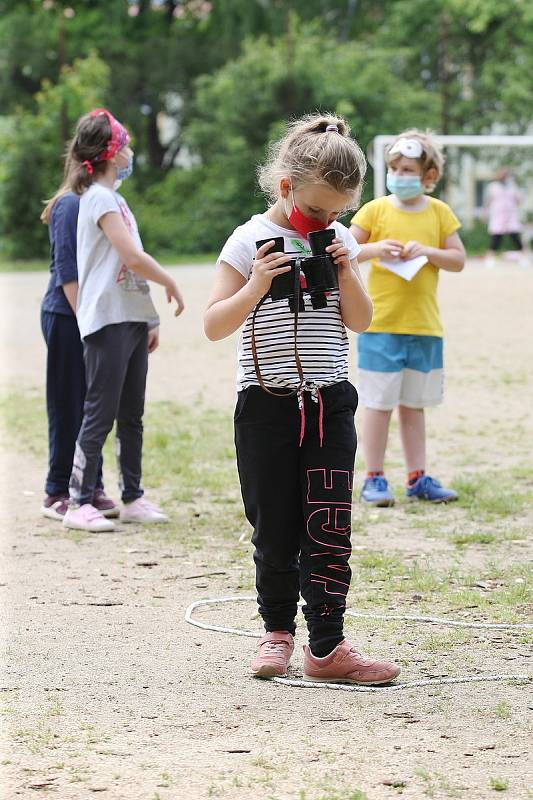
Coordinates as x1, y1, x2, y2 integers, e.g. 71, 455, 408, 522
325, 124, 339, 132
82, 160, 94, 175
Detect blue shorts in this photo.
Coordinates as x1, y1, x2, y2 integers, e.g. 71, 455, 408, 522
357, 333, 444, 410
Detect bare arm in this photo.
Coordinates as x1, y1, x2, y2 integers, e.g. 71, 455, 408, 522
349, 225, 404, 263
204, 241, 292, 341
402, 231, 465, 272
338, 258, 373, 332
62, 281, 78, 313
327, 239, 372, 332
99, 212, 184, 315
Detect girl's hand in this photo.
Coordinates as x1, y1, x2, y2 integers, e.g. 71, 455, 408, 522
374, 239, 404, 260
326, 238, 352, 271
402, 240, 428, 259
249, 240, 292, 297
148, 326, 160, 353
166, 279, 185, 316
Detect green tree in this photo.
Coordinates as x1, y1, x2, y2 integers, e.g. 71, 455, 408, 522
0, 51, 109, 258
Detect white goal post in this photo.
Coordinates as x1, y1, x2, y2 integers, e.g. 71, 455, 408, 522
371, 135, 533, 198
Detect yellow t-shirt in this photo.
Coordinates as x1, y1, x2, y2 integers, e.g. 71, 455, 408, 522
351, 196, 460, 336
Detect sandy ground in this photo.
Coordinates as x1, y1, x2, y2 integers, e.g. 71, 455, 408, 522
1, 260, 532, 800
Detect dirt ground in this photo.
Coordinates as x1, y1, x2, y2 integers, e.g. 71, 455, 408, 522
0, 260, 532, 800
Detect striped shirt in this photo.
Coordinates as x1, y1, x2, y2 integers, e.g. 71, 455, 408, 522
217, 214, 360, 392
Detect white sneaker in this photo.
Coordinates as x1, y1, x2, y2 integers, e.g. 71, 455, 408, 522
120, 498, 168, 524
63, 503, 115, 532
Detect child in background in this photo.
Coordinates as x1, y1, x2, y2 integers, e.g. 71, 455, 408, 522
62, 108, 184, 532
40, 168, 117, 521
350, 129, 465, 507
205, 113, 400, 685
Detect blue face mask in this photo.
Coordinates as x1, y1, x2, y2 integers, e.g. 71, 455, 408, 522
116, 154, 134, 182
386, 173, 422, 200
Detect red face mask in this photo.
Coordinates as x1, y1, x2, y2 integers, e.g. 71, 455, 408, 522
287, 187, 327, 239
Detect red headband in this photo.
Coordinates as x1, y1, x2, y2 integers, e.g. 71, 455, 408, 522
90, 108, 130, 162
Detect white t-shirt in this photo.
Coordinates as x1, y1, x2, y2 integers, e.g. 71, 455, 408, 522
217, 214, 361, 392
76, 183, 159, 339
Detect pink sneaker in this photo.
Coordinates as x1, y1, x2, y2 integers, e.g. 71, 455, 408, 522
120, 498, 168, 524
63, 503, 115, 533
92, 488, 119, 519
251, 631, 294, 678
303, 640, 401, 685
41, 494, 69, 521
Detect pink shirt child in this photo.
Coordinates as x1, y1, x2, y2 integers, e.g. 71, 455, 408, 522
487, 180, 522, 235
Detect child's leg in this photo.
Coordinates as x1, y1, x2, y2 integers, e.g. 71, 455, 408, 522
362, 407, 393, 472
116, 324, 149, 503
299, 382, 358, 657
234, 387, 302, 634
41, 311, 87, 497
398, 405, 426, 472
70, 325, 134, 507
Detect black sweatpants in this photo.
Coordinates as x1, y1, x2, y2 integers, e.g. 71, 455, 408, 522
489, 232, 522, 251
234, 381, 358, 657
41, 310, 103, 497
69, 322, 148, 507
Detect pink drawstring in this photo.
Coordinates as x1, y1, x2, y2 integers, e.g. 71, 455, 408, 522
299, 394, 306, 447
317, 388, 324, 448
298, 387, 324, 447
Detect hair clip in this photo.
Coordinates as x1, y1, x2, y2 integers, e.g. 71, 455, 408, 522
325, 124, 339, 133
82, 160, 94, 174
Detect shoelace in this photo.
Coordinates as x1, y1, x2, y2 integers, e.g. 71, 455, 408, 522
263, 641, 289, 654
136, 499, 159, 512
417, 475, 442, 491
369, 476, 389, 492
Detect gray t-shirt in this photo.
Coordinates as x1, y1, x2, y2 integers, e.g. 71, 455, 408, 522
76, 183, 159, 339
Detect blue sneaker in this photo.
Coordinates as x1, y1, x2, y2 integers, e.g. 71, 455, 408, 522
360, 476, 395, 507
406, 474, 458, 503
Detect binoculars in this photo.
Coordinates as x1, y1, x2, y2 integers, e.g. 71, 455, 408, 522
255, 229, 339, 311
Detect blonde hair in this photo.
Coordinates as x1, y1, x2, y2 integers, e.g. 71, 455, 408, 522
386, 128, 445, 192
41, 112, 112, 224
258, 113, 366, 209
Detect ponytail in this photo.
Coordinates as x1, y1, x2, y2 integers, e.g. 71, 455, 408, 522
258, 112, 366, 208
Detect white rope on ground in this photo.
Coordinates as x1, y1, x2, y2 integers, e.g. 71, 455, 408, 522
185, 595, 532, 692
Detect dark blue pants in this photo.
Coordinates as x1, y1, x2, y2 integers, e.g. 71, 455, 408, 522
41, 310, 103, 497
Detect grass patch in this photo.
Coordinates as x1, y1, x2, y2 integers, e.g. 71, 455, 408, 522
1, 390, 532, 608
0, 253, 217, 273
452, 473, 533, 521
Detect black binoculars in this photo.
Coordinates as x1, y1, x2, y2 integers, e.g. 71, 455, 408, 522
255, 229, 339, 311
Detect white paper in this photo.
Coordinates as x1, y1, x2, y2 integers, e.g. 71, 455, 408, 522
379, 255, 428, 281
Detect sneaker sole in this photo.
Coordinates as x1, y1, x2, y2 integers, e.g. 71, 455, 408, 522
63, 520, 115, 533
98, 507, 120, 518
303, 672, 400, 685
41, 506, 65, 522
120, 517, 169, 525
407, 495, 458, 504
252, 665, 289, 678
361, 498, 395, 508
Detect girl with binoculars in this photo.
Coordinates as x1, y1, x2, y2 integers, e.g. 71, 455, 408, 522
204, 113, 400, 686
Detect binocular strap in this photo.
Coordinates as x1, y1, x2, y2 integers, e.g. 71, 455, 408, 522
251, 258, 305, 398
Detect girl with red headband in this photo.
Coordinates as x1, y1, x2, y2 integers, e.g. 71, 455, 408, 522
60, 109, 184, 532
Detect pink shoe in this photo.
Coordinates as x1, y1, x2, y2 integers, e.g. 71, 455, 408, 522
63, 503, 115, 533
303, 640, 401, 685
120, 497, 168, 524
92, 488, 119, 518
251, 631, 294, 678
